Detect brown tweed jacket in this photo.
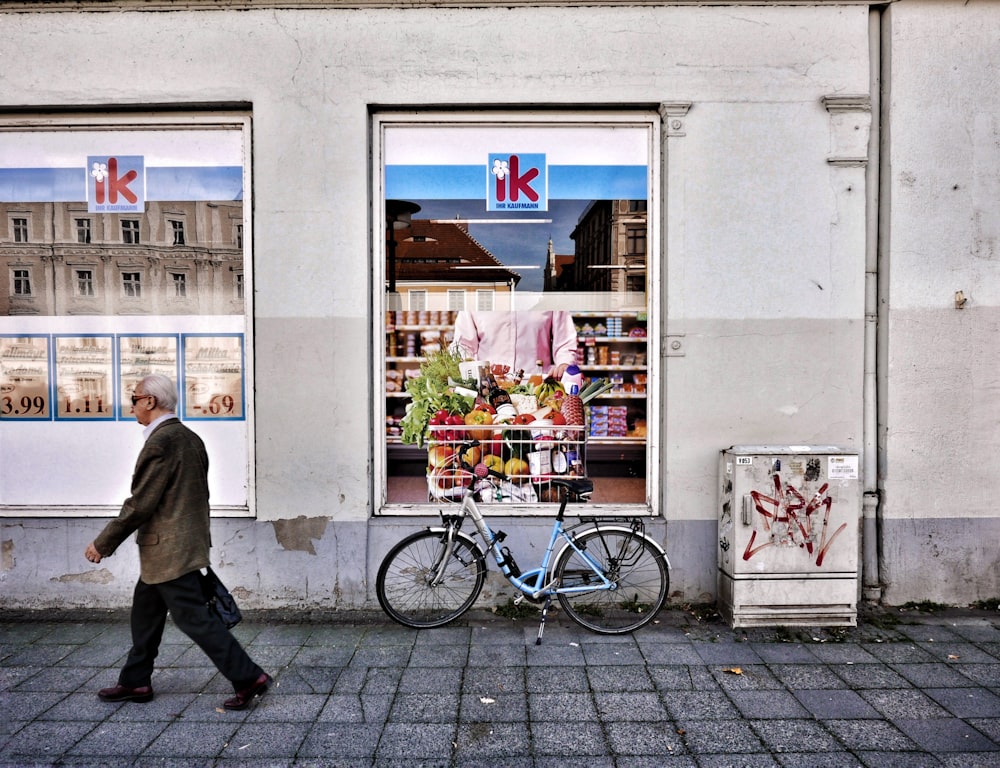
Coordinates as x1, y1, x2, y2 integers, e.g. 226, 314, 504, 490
94, 418, 212, 585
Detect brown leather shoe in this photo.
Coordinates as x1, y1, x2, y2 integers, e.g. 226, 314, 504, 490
98, 684, 154, 703
223, 673, 271, 710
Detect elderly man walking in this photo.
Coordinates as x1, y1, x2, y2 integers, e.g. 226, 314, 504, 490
85, 374, 270, 710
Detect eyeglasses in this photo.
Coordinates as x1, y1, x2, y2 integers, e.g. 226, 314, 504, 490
131, 393, 153, 406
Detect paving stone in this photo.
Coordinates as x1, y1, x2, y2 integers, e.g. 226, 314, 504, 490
863, 642, 938, 664
860, 688, 952, 719
459, 692, 527, 722
694, 642, 766, 666
663, 690, 742, 720
893, 717, 999, 752
527, 691, 597, 721
141, 721, 237, 757
377, 721, 457, 759
531, 720, 607, 755
605, 720, 686, 755
675, 717, 766, 754
767, 663, 848, 689
298, 722, 381, 758
696, 755, 780, 767
0, 720, 97, 758
397, 665, 462, 694
594, 691, 669, 721
750, 643, 822, 664
924, 686, 1000, 718
453, 721, 528, 758
822, 718, 920, 751
775, 752, 864, 767
525, 665, 589, 693
729, 690, 811, 719
832, 663, 912, 689
853, 752, 941, 767
893, 661, 979, 688
792, 689, 881, 719
587, 664, 655, 692
711, 664, 785, 691
66, 720, 168, 757
749, 719, 843, 753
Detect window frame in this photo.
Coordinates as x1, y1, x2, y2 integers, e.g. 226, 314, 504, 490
0, 111, 255, 518
372, 110, 661, 518
74, 268, 95, 297
11, 267, 32, 296
121, 219, 140, 245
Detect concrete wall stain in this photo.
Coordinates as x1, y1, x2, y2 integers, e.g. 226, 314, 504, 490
271, 516, 329, 555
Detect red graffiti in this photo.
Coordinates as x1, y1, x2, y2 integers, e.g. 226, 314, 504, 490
743, 473, 847, 567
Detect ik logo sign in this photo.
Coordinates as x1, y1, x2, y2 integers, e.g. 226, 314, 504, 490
487, 153, 547, 212
87, 155, 145, 213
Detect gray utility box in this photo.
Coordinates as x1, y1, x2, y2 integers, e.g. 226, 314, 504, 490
718, 446, 861, 628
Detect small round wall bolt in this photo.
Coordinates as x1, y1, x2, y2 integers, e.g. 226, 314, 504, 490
671, 340, 682, 350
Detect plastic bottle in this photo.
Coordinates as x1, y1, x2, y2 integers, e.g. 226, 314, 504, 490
560, 364, 583, 392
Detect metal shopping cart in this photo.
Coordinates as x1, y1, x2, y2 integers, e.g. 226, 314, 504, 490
426, 421, 586, 503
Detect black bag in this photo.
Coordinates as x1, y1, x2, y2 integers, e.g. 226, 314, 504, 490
200, 566, 243, 629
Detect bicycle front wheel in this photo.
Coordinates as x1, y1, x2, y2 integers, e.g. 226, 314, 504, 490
554, 528, 669, 634
376, 529, 486, 628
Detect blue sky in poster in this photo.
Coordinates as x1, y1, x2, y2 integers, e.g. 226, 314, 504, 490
410, 198, 592, 293
0, 166, 243, 202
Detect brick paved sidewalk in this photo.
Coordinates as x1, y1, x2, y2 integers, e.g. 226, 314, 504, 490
1, 607, 999, 767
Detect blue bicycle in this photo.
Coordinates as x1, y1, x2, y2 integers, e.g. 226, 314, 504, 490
376, 441, 670, 642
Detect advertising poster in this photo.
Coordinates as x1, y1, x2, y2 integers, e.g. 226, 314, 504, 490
53, 334, 115, 421
0, 335, 51, 420
182, 333, 245, 420
0, 119, 251, 510
118, 334, 179, 420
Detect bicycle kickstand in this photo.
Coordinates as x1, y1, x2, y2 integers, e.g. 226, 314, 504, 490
535, 595, 553, 646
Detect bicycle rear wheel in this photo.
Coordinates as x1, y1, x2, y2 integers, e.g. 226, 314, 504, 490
553, 527, 668, 634
376, 529, 486, 628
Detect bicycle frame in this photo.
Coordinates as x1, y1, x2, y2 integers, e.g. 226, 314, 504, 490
444, 476, 614, 602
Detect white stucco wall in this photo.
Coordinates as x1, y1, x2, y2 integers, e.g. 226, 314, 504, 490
880, 0, 1000, 604
0, 2, 898, 610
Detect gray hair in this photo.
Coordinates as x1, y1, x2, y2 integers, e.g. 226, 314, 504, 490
139, 374, 178, 412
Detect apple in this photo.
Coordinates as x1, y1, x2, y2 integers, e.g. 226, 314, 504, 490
460, 444, 482, 467
549, 411, 567, 426
427, 444, 454, 470
483, 454, 504, 473
504, 456, 529, 479
513, 413, 536, 425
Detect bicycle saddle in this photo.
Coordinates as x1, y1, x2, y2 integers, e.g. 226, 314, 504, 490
549, 477, 594, 497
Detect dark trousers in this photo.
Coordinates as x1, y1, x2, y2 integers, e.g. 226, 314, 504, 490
118, 570, 263, 691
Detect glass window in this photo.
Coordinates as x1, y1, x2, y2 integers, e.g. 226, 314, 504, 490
122, 271, 141, 297
0, 115, 253, 514
122, 219, 140, 244
76, 218, 92, 244
12, 268, 32, 296
171, 272, 187, 297
12, 218, 28, 243
170, 220, 185, 246
377, 112, 657, 514
75, 269, 95, 297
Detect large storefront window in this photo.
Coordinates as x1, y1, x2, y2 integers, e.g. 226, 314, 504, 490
376, 112, 659, 514
0, 114, 253, 516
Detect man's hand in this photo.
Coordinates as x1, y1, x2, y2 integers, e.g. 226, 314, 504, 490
85, 542, 103, 564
